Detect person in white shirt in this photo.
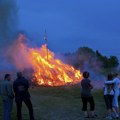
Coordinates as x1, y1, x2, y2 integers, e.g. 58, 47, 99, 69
105, 73, 120, 118
103, 74, 114, 119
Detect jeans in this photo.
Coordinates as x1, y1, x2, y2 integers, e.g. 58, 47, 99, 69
16, 99, 34, 120
3, 98, 13, 120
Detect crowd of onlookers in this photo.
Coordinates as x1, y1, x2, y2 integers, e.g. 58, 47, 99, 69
81, 71, 120, 119
0, 71, 120, 120
0, 72, 35, 120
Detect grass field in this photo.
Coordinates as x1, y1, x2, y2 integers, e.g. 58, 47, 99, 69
0, 85, 117, 120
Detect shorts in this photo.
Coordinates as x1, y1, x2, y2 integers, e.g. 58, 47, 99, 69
81, 96, 95, 111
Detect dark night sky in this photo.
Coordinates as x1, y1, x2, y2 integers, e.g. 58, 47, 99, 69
17, 0, 120, 57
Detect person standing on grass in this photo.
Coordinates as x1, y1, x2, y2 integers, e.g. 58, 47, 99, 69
81, 71, 97, 118
105, 73, 120, 119
0, 74, 14, 120
13, 72, 35, 120
103, 74, 115, 120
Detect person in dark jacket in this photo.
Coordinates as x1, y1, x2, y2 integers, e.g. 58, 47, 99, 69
81, 71, 96, 118
13, 72, 35, 120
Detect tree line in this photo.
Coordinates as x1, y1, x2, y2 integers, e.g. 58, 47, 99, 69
63, 47, 119, 75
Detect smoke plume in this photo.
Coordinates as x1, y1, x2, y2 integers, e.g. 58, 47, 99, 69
0, 0, 18, 72
0, 0, 18, 47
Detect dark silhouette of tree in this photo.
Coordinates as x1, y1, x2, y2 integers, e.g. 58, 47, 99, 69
64, 47, 119, 74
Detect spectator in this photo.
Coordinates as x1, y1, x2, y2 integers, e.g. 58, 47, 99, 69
105, 73, 120, 119
0, 74, 14, 120
13, 72, 35, 120
103, 74, 114, 119
81, 71, 96, 118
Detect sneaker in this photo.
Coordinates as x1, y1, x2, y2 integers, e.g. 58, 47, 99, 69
91, 114, 97, 118
115, 114, 119, 119
106, 116, 112, 120
84, 115, 89, 118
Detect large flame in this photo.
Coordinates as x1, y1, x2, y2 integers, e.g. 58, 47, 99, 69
15, 34, 83, 86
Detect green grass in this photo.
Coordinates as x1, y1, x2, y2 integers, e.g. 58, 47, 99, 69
0, 86, 116, 120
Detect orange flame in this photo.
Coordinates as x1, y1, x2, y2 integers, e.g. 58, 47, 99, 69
16, 34, 83, 86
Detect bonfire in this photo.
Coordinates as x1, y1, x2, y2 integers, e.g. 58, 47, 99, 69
9, 34, 83, 86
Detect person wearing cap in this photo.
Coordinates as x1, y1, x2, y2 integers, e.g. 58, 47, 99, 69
13, 72, 35, 120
